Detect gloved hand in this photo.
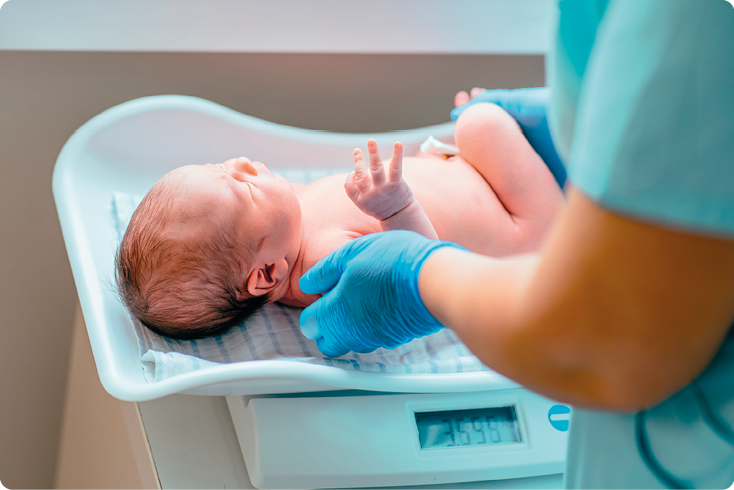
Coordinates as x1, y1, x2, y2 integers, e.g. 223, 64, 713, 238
299, 230, 468, 357
451, 87, 566, 188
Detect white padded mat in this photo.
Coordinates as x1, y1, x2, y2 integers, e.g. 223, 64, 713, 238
112, 168, 489, 383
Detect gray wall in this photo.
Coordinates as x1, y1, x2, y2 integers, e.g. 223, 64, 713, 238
0, 50, 543, 489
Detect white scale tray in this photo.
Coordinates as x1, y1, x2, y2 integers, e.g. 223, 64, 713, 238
53, 95, 519, 401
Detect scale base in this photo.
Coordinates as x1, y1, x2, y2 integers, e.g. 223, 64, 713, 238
227, 389, 569, 489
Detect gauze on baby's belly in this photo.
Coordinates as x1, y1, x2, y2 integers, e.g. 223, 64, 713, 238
420, 136, 459, 157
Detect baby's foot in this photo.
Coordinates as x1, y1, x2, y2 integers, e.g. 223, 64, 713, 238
454, 87, 487, 107
344, 140, 415, 221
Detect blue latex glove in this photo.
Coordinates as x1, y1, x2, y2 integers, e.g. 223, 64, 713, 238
451, 87, 567, 188
299, 231, 468, 357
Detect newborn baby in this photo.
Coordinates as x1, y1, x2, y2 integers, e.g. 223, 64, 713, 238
116, 102, 565, 339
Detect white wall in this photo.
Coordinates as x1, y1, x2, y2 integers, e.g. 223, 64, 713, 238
0, 0, 553, 54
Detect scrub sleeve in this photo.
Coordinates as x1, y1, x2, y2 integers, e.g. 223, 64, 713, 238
549, 0, 734, 488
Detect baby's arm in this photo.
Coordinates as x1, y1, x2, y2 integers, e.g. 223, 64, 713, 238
345, 140, 438, 240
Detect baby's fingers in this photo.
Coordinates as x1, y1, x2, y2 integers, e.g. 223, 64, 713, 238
388, 142, 404, 183
344, 172, 360, 203
366, 140, 387, 185
352, 149, 372, 193
353, 147, 365, 167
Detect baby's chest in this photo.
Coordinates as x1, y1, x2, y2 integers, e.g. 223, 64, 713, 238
298, 183, 371, 261
300, 176, 380, 235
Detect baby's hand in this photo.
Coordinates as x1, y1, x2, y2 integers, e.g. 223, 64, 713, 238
345, 140, 415, 221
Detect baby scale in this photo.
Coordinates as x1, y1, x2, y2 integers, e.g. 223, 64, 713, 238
53, 95, 568, 488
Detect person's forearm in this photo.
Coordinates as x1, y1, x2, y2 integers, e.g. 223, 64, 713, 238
418, 247, 619, 407
420, 249, 549, 381
380, 201, 438, 240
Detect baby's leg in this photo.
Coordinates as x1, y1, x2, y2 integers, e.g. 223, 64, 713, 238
454, 103, 564, 224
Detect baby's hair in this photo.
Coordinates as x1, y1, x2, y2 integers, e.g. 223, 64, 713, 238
115, 172, 269, 340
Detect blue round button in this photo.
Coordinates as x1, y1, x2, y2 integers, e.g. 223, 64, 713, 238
548, 404, 571, 432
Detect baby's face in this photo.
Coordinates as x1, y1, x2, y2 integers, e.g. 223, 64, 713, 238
168, 157, 302, 299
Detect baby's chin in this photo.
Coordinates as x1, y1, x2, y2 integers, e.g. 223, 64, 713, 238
278, 175, 297, 190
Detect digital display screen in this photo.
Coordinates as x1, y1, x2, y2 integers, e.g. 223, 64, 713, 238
415, 406, 522, 449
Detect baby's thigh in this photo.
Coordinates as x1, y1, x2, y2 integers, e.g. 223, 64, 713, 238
450, 103, 564, 248
453, 102, 562, 216
454, 103, 541, 182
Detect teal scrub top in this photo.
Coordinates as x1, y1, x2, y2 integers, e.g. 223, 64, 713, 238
548, 0, 734, 488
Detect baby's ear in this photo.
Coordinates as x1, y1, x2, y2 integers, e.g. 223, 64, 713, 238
246, 264, 277, 296
245, 259, 289, 297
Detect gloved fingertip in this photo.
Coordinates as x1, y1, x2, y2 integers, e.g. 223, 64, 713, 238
298, 272, 315, 294
299, 249, 346, 295
317, 336, 349, 358
299, 309, 321, 339
299, 269, 325, 295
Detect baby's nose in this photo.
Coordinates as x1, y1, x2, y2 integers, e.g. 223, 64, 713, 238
222, 156, 247, 166
231, 157, 258, 177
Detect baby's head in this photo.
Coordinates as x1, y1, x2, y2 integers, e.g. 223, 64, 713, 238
115, 157, 302, 339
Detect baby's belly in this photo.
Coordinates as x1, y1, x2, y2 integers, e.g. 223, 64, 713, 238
402, 156, 519, 257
